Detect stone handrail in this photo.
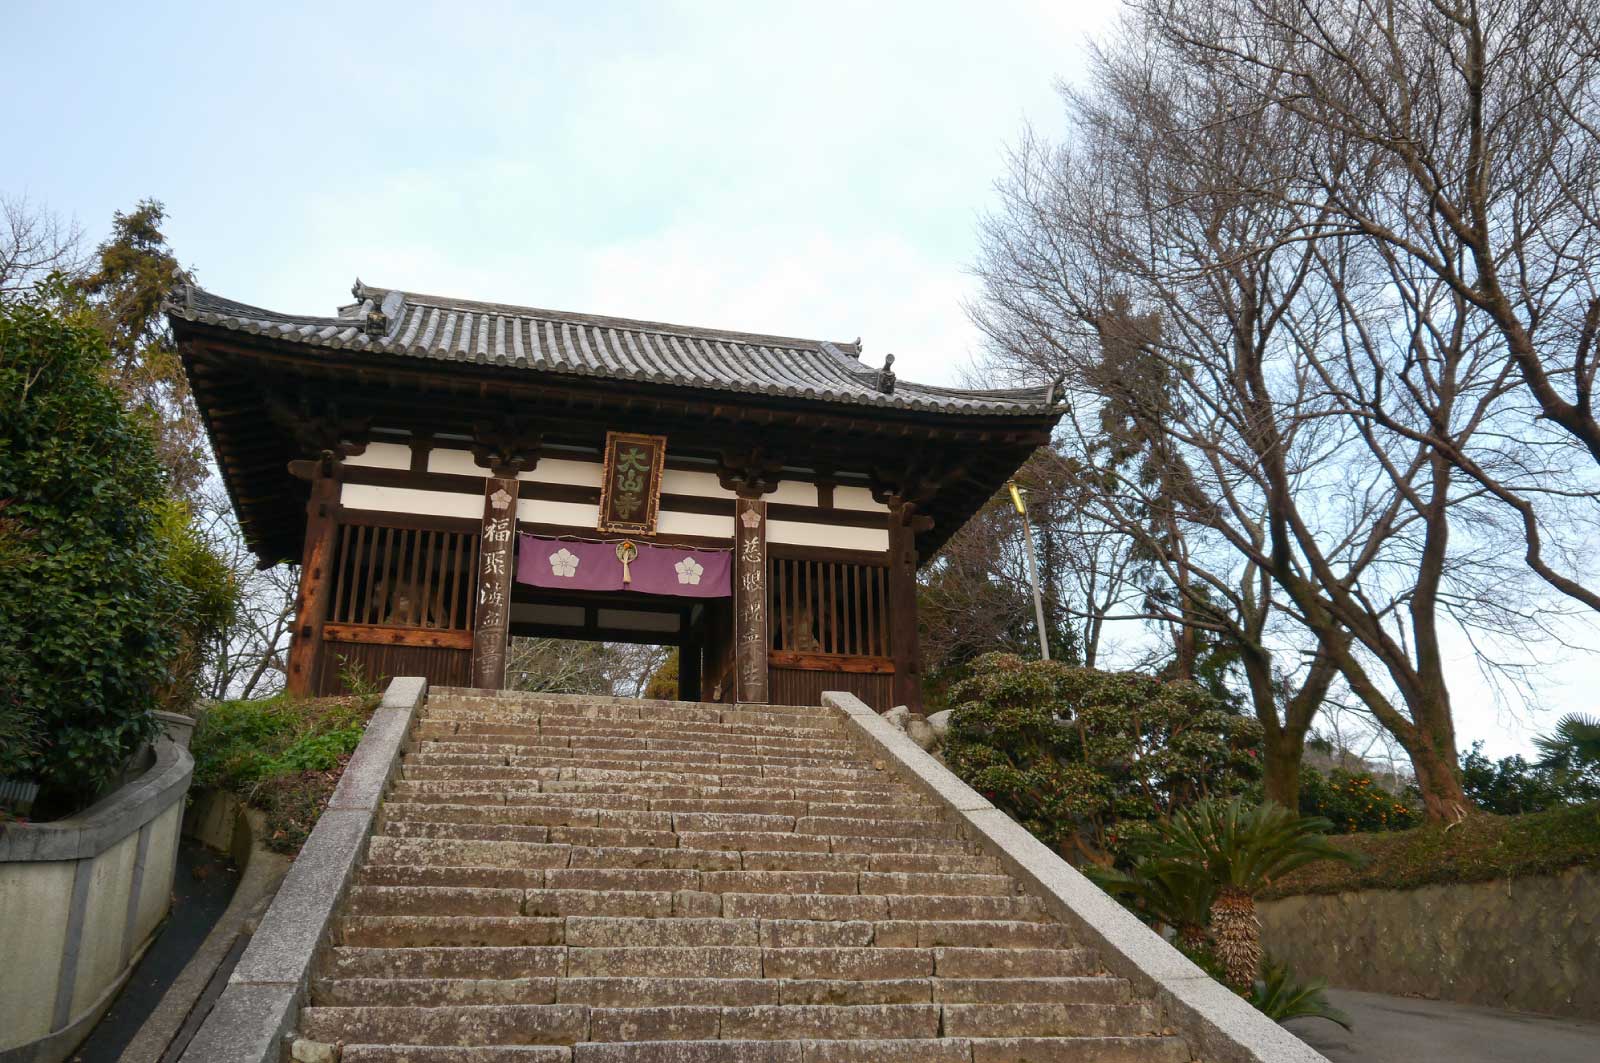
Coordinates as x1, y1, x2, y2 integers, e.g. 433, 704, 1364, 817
822, 690, 1329, 1063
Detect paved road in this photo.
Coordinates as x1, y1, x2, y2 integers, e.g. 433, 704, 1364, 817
1286, 988, 1600, 1063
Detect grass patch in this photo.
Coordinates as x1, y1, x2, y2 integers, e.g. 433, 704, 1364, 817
1262, 801, 1600, 898
190, 693, 380, 854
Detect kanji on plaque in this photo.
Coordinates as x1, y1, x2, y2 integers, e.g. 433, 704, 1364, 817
597, 431, 667, 535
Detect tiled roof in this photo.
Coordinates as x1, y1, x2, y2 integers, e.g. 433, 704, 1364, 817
167, 281, 1060, 416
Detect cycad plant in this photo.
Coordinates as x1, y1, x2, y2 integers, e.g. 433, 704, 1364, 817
1086, 855, 1215, 953
1140, 797, 1362, 991
1251, 956, 1353, 1030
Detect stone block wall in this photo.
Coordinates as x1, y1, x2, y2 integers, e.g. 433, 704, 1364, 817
1258, 865, 1600, 1019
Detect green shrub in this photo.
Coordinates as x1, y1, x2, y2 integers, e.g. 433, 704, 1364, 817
189, 693, 377, 853
0, 282, 178, 805
942, 653, 1262, 860
1461, 741, 1596, 815
1297, 767, 1420, 833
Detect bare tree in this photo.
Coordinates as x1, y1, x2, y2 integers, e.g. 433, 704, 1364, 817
1139, 0, 1600, 615
972, 23, 1552, 819
193, 481, 296, 700
0, 194, 85, 298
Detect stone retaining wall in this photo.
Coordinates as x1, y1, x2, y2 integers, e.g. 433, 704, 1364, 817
1259, 864, 1600, 1019
0, 725, 195, 1063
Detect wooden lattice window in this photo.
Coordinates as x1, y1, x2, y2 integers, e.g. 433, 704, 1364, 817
769, 553, 890, 661
329, 523, 479, 631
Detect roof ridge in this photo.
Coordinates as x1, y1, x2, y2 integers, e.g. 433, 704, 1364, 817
356, 283, 861, 356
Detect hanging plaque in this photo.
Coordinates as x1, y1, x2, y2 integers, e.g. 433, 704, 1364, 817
597, 431, 667, 535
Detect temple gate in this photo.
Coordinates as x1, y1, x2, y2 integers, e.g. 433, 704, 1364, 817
171, 281, 1062, 711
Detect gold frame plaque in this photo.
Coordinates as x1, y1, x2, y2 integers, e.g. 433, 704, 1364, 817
597, 431, 667, 535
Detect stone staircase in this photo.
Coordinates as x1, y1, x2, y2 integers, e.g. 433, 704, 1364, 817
295, 688, 1193, 1062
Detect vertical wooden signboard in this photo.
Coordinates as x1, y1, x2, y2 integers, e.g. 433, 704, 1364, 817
472, 476, 519, 689
597, 431, 667, 535
734, 497, 769, 703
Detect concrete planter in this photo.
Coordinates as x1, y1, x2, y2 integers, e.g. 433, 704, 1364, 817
0, 735, 195, 1063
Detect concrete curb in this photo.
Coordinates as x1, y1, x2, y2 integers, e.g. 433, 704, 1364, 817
115, 801, 291, 1063
176, 677, 427, 1063
822, 690, 1331, 1063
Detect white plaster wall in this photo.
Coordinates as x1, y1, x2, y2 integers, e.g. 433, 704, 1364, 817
834, 485, 888, 512
658, 510, 735, 539
521, 457, 603, 488
661, 468, 733, 499
519, 497, 599, 528
768, 520, 890, 552
427, 447, 487, 477
0, 860, 72, 1045
344, 442, 413, 470
340, 483, 484, 520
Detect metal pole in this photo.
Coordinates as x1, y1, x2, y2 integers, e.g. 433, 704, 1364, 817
1009, 482, 1051, 661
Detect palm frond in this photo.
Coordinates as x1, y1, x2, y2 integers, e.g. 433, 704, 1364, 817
1251, 956, 1353, 1030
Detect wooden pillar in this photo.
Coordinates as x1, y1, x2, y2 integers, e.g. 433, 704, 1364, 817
734, 496, 769, 704
887, 500, 925, 713
471, 476, 519, 690
285, 459, 340, 696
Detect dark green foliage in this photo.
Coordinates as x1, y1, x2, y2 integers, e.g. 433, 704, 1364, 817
942, 653, 1262, 860
76, 200, 205, 493
1534, 714, 1600, 794
1261, 801, 1600, 898
1295, 767, 1420, 833
1135, 796, 1363, 893
1459, 742, 1585, 815
0, 281, 177, 802
190, 694, 377, 853
153, 498, 238, 713
1250, 956, 1352, 1030
1086, 855, 1215, 946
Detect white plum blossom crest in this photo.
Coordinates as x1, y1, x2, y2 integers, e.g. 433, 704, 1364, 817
549, 548, 580, 578
674, 556, 704, 586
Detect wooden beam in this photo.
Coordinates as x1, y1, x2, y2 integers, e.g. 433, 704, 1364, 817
769, 651, 894, 674
323, 623, 474, 650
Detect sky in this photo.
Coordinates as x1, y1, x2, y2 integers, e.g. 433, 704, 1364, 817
6, 0, 1593, 758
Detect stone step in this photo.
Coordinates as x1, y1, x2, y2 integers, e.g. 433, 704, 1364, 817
301, 1001, 1161, 1047
315, 973, 1129, 1010
415, 741, 856, 769
297, 693, 1187, 1063
378, 819, 962, 852
424, 696, 839, 726
388, 779, 918, 803
399, 765, 896, 789
381, 802, 951, 831
429, 688, 840, 720
414, 730, 862, 760
324, 946, 569, 980
334, 914, 1072, 951
423, 706, 844, 736
332, 1039, 1192, 1063
942, 1003, 1163, 1038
